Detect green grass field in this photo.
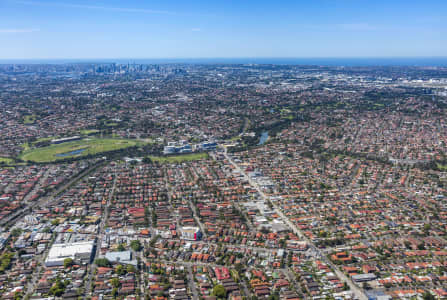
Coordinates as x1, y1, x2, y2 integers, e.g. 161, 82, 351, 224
31, 137, 53, 145
149, 152, 209, 163
22, 114, 37, 124
20, 137, 54, 150
80, 129, 100, 135
282, 114, 294, 120
105, 121, 119, 127
20, 138, 143, 162
0, 157, 14, 165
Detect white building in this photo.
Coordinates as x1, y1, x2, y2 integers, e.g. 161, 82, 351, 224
45, 241, 94, 267
180, 227, 202, 241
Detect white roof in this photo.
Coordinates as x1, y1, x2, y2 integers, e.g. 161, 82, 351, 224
46, 241, 94, 262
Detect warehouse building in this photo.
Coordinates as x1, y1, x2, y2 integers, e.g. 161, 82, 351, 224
45, 240, 94, 267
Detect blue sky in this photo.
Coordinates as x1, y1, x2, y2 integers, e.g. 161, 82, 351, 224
0, 0, 445, 59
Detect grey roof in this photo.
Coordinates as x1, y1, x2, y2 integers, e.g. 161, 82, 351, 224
105, 250, 132, 262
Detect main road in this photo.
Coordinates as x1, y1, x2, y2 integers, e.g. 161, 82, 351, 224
84, 169, 118, 299
221, 149, 368, 300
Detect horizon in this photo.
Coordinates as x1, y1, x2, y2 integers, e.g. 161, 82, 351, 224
2, 56, 447, 67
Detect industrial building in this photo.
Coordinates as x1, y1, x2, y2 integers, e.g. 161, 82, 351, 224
45, 240, 95, 267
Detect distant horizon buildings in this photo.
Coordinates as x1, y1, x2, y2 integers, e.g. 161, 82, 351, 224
1, 57, 447, 67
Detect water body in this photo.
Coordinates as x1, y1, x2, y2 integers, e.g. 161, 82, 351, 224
2, 57, 447, 67
55, 148, 86, 157
258, 131, 269, 145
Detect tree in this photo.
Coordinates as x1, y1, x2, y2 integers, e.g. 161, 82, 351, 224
111, 277, 120, 288
11, 228, 22, 237
212, 284, 226, 298
49, 278, 68, 297
51, 219, 60, 226
418, 243, 426, 250
126, 264, 136, 273
404, 241, 412, 249
279, 239, 287, 248
117, 243, 126, 251
0, 252, 14, 273
144, 207, 150, 226
152, 211, 157, 226
94, 258, 111, 268
116, 264, 126, 275
423, 292, 435, 300
130, 240, 142, 251
14, 291, 22, 300
268, 293, 279, 300
235, 263, 244, 273
64, 258, 74, 268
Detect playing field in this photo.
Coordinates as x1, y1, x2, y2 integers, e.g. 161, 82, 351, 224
20, 138, 142, 162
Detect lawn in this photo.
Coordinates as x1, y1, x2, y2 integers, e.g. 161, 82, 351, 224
20, 138, 143, 162
0, 157, 14, 165
22, 114, 37, 124
149, 152, 209, 163
31, 137, 54, 145
281, 114, 294, 120
19, 137, 54, 150
280, 108, 292, 114
80, 129, 100, 135
105, 121, 119, 127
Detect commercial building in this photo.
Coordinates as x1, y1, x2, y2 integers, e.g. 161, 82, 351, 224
105, 250, 138, 266
163, 141, 192, 155
196, 141, 217, 151
180, 226, 202, 241
45, 240, 94, 267
51, 136, 82, 144
351, 273, 377, 283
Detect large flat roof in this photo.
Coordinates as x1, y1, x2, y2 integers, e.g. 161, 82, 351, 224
46, 240, 94, 261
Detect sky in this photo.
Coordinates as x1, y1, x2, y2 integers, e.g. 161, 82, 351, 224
0, 0, 446, 59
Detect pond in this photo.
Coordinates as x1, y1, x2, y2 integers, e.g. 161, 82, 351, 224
55, 148, 87, 157
258, 131, 269, 145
